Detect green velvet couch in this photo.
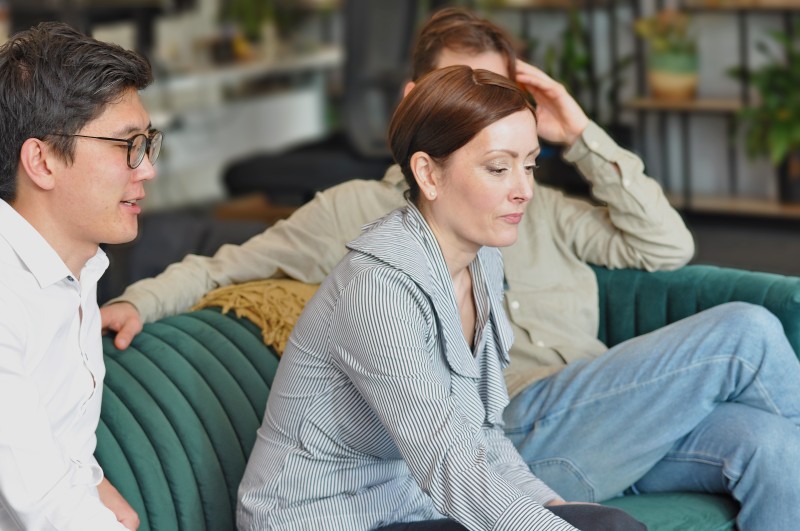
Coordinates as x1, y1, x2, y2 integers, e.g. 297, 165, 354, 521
97, 265, 800, 531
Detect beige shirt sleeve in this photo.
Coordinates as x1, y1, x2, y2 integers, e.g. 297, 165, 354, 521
556, 121, 695, 271
109, 169, 408, 323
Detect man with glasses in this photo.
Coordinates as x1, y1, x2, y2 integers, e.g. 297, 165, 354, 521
0, 22, 159, 529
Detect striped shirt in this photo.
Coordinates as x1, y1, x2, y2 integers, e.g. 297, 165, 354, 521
237, 205, 577, 531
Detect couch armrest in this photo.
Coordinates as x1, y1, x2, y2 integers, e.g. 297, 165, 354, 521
97, 309, 278, 531
591, 264, 800, 357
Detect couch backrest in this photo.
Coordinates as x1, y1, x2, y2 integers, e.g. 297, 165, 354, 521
98, 309, 279, 531
592, 264, 800, 357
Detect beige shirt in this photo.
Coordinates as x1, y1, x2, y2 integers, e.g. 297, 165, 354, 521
111, 122, 694, 397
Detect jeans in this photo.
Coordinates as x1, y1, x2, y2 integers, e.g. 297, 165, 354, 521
504, 302, 800, 531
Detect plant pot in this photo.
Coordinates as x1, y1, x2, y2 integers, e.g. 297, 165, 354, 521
777, 150, 800, 204
648, 51, 698, 101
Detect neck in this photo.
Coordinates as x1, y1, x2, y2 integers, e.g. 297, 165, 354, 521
11, 199, 94, 279
418, 202, 478, 279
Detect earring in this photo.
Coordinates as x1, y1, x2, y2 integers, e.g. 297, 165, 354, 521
429, 190, 436, 199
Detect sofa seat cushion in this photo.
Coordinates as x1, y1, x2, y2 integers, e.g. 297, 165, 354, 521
603, 492, 737, 531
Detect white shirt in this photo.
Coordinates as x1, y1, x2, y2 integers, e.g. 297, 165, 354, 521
0, 200, 126, 530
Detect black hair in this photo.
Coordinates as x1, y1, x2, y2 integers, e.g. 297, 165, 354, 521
0, 21, 153, 201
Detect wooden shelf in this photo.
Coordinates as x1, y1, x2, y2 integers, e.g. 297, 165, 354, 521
625, 97, 743, 113
683, 1, 800, 12
669, 194, 800, 219
493, 0, 615, 11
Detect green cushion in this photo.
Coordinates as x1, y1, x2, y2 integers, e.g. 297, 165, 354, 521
98, 309, 279, 531
603, 492, 737, 531
592, 264, 800, 357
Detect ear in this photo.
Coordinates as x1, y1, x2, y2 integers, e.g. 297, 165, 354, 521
402, 80, 416, 98
18, 138, 57, 191
410, 151, 440, 200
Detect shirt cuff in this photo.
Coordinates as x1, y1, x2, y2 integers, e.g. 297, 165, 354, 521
562, 121, 619, 165
492, 497, 577, 531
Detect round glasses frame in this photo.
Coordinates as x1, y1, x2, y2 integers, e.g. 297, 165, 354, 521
49, 129, 163, 169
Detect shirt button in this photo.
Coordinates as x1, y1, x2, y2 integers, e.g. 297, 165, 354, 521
535, 340, 545, 347
67, 275, 75, 282
622, 178, 631, 187
589, 141, 599, 150
510, 300, 520, 310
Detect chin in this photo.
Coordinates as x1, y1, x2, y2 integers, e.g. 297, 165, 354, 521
487, 230, 519, 249
105, 222, 140, 245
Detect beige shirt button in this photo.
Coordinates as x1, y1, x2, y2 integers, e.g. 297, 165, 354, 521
589, 140, 599, 150
535, 340, 545, 348
622, 178, 631, 187
510, 300, 520, 310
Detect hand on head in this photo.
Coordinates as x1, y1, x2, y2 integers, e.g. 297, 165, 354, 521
515, 59, 589, 146
100, 302, 143, 350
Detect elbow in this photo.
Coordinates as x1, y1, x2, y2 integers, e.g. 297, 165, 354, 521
644, 229, 695, 272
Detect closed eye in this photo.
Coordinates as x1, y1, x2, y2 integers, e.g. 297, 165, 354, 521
487, 166, 509, 175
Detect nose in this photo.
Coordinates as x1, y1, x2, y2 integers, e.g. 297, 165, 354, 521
134, 154, 157, 182
512, 168, 533, 204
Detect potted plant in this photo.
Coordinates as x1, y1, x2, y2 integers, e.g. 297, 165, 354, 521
729, 23, 800, 203
634, 9, 698, 101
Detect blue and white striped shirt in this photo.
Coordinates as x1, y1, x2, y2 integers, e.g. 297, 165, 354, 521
238, 205, 576, 531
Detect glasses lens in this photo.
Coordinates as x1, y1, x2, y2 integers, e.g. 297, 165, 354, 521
149, 130, 163, 165
130, 134, 147, 169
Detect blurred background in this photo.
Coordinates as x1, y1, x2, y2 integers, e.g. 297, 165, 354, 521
1, 0, 799, 301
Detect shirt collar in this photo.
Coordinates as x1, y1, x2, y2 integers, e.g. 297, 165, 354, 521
0, 199, 108, 288
383, 164, 408, 190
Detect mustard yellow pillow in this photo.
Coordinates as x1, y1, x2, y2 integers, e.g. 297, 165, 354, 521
193, 279, 319, 355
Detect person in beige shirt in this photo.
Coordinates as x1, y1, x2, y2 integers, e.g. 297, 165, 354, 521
102, 9, 800, 529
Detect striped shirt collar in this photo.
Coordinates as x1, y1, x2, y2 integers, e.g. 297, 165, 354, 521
348, 204, 513, 373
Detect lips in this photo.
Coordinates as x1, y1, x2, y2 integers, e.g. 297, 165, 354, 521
120, 195, 144, 214
502, 212, 523, 224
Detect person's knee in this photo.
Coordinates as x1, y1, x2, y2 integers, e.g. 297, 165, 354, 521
717, 302, 781, 337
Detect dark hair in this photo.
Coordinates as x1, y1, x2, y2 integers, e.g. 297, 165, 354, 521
388, 65, 536, 203
411, 7, 518, 82
0, 22, 153, 202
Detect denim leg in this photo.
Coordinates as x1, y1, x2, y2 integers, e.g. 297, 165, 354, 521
504, 302, 800, 503
631, 402, 800, 531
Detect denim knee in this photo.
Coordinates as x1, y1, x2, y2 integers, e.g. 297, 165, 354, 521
715, 302, 782, 339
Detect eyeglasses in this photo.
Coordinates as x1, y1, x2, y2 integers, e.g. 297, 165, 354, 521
50, 129, 163, 169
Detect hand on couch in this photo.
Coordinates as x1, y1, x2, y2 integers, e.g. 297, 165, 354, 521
100, 302, 143, 350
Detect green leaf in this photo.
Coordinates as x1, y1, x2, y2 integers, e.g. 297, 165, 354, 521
769, 124, 791, 165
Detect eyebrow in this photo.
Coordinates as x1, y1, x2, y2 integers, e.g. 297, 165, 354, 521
485, 148, 541, 158
111, 122, 152, 138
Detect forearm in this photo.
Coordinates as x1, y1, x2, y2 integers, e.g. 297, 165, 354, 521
110, 197, 347, 323
485, 427, 562, 505
560, 121, 694, 270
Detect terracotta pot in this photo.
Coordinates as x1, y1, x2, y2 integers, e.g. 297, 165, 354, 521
648, 51, 699, 101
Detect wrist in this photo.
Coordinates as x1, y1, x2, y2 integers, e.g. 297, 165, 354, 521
564, 118, 589, 147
